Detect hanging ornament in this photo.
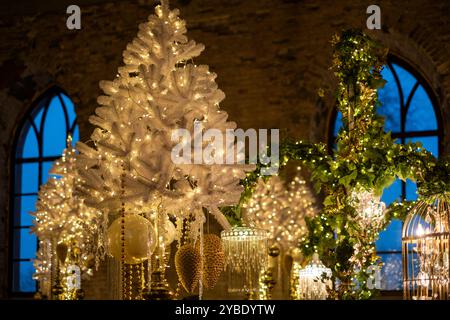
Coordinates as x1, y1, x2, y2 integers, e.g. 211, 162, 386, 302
221, 226, 269, 297
297, 253, 332, 300
197, 234, 225, 290
162, 216, 177, 246
349, 189, 386, 230
402, 196, 450, 300
142, 206, 175, 300
106, 214, 156, 264
175, 244, 202, 293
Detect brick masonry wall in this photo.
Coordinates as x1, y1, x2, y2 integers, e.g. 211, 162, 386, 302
0, 0, 449, 299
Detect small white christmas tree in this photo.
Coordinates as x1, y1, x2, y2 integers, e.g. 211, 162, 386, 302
76, 0, 254, 234
244, 168, 318, 251
32, 137, 104, 294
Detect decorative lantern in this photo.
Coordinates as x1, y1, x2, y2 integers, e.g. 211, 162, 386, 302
297, 253, 332, 300
221, 226, 269, 297
350, 189, 386, 229
402, 197, 450, 300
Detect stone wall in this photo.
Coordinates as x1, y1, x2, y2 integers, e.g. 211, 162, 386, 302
0, 0, 449, 299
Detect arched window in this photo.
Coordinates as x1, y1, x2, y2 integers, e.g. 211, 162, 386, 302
330, 58, 442, 291
10, 87, 79, 294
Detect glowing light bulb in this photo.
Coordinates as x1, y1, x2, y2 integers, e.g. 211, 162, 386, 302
417, 223, 425, 237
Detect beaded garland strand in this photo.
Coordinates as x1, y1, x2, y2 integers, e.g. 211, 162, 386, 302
120, 163, 127, 299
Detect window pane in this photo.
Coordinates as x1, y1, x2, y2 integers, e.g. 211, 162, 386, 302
405, 85, 437, 132
12, 261, 36, 292
391, 63, 417, 105
333, 111, 343, 137
378, 65, 401, 133
377, 219, 402, 252
381, 178, 402, 206
14, 228, 37, 259
72, 124, 80, 145
41, 161, 56, 184
405, 179, 418, 201
12, 89, 78, 293
17, 120, 38, 159
15, 163, 39, 194
406, 136, 438, 157
43, 96, 68, 157
377, 180, 402, 252
379, 253, 403, 291
13, 195, 37, 227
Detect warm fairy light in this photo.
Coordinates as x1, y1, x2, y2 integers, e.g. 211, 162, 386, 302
75, 0, 255, 237
32, 139, 105, 299
350, 189, 386, 229
244, 168, 317, 250
416, 271, 430, 288
402, 197, 450, 300
416, 223, 425, 237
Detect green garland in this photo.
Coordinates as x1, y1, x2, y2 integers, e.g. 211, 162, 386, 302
220, 139, 329, 226
220, 29, 450, 300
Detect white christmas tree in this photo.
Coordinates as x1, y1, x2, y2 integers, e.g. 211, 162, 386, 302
32, 137, 104, 292
244, 168, 318, 251
76, 0, 254, 234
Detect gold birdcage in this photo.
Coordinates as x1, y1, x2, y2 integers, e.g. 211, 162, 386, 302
402, 197, 450, 300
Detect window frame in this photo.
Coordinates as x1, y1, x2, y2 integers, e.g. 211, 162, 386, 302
328, 56, 443, 153
327, 55, 444, 294
8, 86, 78, 297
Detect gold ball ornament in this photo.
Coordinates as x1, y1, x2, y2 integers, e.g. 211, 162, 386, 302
268, 244, 281, 257
175, 244, 201, 293
106, 214, 156, 264
197, 234, 225, 290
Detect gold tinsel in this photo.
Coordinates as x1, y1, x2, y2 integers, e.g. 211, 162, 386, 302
175, 244, 201, 293
197, 234, 225, 289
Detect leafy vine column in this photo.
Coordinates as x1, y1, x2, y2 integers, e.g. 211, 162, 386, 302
297, 30, 433, 299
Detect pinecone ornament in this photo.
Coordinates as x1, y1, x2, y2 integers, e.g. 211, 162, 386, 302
175, 244, 201, 293
198, 234, 225, 289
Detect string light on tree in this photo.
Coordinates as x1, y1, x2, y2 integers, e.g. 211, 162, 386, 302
74, 0, 254, 299
244, 168, 317, 251
349, 189, 386, 230
75, 0, 254, 242
32, 137, 104, 299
